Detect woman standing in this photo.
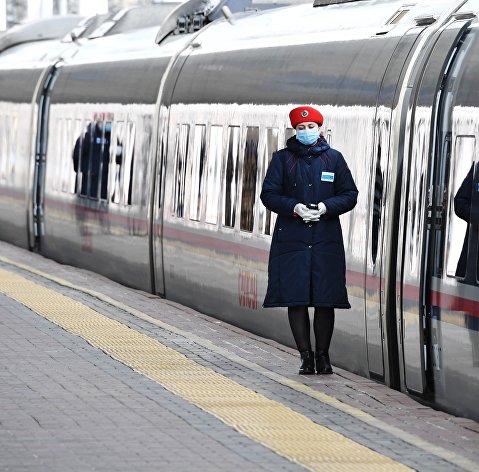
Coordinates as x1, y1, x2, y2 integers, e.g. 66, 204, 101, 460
261, 106, 358, 375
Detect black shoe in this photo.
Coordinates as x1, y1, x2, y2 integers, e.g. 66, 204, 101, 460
299, 350, 315, 375
315, 350, 333, 374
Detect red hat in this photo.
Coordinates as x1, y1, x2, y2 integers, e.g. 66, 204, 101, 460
289, 106, 323, 128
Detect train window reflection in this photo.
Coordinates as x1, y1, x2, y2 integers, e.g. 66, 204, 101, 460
223, 126, 240, 228
62, 119, 76, 193
259, 128, 278, 235
55, 118, 64, 191
173, 124, 189, 217
111, 121, 124, 204
205, 126, 223, 224
123, 121, 135, 206
240, 127, 259, 232
189, 124, 206, 221
446, 136, 476, 278
72, 119, 84, 195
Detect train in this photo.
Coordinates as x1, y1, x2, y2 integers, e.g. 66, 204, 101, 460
0, 0, 478, 421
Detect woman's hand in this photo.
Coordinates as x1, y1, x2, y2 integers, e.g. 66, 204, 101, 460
294, 204, 321, 222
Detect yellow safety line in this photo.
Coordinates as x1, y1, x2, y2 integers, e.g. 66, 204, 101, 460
0, 267, 411, 472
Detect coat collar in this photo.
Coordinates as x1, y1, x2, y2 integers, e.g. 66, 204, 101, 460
286, 136, 330, 157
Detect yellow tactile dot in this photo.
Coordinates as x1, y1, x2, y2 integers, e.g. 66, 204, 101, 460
0, 268, 412, 472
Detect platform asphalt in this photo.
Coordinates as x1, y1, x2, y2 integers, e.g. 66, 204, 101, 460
0, 241, 478, 471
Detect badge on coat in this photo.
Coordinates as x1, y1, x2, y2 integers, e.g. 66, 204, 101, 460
321, 171, 335, 182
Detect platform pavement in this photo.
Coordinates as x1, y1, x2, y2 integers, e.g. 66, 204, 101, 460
0, 240, 478, 471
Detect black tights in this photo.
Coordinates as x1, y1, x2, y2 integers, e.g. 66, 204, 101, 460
287, 306, 335, 353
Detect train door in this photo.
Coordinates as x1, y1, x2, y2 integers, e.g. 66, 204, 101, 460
151, 52, 190, 297
30, 64, 60, 250
364, 31, 424, 385
424, 21, 479, 414
400, 20, 473, 396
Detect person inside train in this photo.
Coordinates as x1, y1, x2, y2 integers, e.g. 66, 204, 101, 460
260, 106, 358, 375
454, 162, 479, 281
453, 163, 479, 367
73, 117, 122, 200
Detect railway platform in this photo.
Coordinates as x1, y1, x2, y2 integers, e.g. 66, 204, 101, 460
0, 240, 478, 472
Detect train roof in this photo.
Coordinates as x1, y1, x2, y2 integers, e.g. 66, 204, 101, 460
0, 15, 84, 53
183, 0, 476, 52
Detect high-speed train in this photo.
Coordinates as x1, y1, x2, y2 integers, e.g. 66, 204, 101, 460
1, 0, 479, 421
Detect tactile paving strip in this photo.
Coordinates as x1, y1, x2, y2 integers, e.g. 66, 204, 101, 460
0, 268, 411, 472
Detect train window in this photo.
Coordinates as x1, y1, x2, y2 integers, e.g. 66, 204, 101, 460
189, 124, 206, 221
445, 136, 476, 278
240, 126, 259, 232
223, 126, 240, 228
61, 119, 76, 194
55, 118, 64, 192
258, 128, 279, 235
111, 121, 124, 204
205, 125, 223, 225
172, 124, 189, 217
72, 119, 84, 195
284, 127, 295, 144
122, 121, 135, 206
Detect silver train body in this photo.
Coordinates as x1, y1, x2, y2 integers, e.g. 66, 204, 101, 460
1, 0, 479, 420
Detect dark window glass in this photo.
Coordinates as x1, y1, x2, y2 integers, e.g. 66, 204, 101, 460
446, 137, 476, 280
205, 126, 223, 224
223, 126, 240, 228
240, 127, 259, 232
173, 124, 189, 217
189, 125, 206, 221
123, 121, 135, 205
259, 128, 278, 235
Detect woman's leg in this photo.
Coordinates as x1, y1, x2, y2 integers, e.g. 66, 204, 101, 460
313, 307, 335, 374
288, 306, 314, 374
288, 305, 311, 352
313, 307, 335, 351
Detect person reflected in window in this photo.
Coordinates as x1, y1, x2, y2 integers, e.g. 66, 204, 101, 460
261, 106, 358, 375
72, 119, 113, 200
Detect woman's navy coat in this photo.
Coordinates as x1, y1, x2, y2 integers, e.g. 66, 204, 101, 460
261, 136, 358, 308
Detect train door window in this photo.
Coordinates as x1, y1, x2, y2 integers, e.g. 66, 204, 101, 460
122, 121, 135, 206
445, 136, 476, 278
240, 126, 259, 232
172, 124, 189, 216
223, 126, 240, 228
258, 128, 279, 235
205, 125, 223, 224
406, 117, 428, 276
189, 124, 206, 221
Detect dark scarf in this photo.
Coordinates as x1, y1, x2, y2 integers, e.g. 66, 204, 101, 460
286, 135, 330, 157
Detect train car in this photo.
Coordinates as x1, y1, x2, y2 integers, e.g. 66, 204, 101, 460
0, 0, 478, 421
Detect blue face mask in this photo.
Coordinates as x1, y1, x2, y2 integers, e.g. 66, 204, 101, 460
296, 128, 319, 145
